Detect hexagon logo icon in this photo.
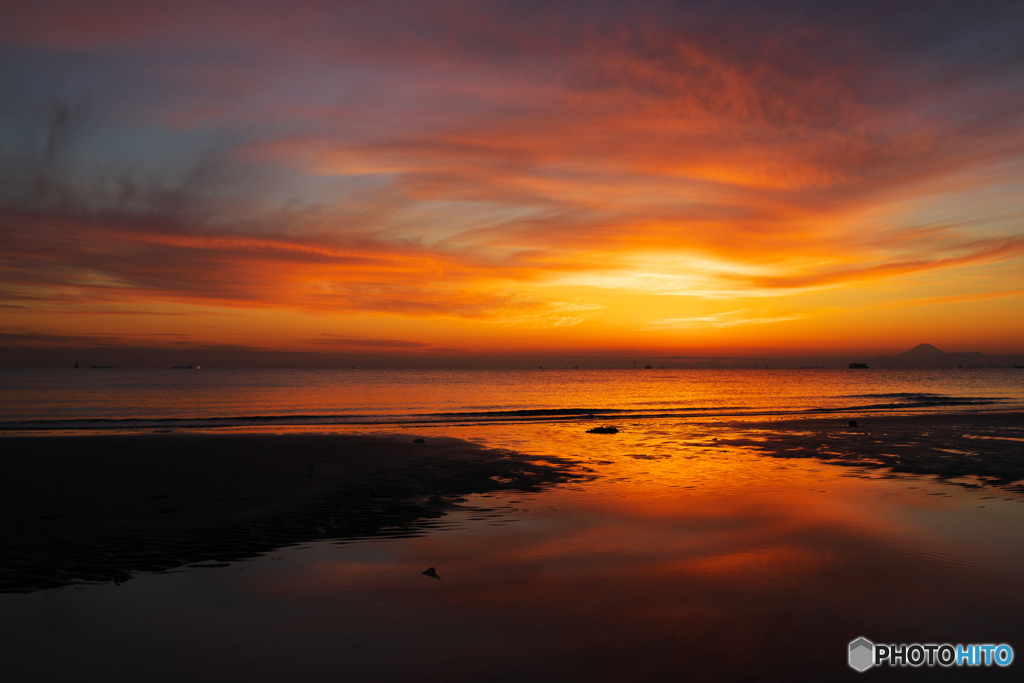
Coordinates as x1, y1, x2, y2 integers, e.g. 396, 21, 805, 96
849, 637, 875, 672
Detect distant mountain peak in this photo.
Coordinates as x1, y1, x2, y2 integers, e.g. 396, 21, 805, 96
900, 343, 946, 356
869, 343, 1023, 368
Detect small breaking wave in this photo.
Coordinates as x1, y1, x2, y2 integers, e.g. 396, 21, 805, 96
0, 396, 1012, 432
0, 406, 752, 431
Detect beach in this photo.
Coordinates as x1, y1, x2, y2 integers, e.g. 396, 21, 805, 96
2, 409, 1022, 681
716, 412, 1024, 490
3, 413, 1021, 592
0, 433, 579, 593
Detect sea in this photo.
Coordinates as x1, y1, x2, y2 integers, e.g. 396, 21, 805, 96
2, 368, 1023, 681
1, 367, 1021, 431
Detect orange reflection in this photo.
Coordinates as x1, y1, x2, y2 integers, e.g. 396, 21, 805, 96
215, 425, 1023, 681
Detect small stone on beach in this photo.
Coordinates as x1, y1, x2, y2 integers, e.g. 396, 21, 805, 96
422, 567, 441, 579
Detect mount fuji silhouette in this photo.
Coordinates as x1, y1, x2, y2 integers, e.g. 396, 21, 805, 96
869, 344, 1024, 368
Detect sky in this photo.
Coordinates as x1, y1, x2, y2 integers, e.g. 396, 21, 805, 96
2, 0, 1023, 367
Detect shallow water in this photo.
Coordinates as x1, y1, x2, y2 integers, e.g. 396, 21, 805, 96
3, 419, 1022, 681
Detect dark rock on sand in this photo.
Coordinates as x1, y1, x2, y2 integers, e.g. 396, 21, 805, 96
422, 567, 441, 579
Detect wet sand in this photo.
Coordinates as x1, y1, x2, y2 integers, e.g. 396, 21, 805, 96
2, 416, 1023, 682
2, 413, 1021, 594
716, 412, 1024, 491
0, 432, 579, 593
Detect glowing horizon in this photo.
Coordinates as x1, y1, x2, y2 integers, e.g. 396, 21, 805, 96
2, 1, 1023, 366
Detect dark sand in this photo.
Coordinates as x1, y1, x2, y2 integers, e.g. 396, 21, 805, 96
718, 412, 1024, 490
0, 432, 580, 593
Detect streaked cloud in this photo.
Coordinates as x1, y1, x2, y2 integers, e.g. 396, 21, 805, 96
306, 335, 433, 348
1, 0, 1022, 360
648, 310, 806, 329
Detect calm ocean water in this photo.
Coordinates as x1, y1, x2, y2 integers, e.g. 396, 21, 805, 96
0, 367, 1021, 430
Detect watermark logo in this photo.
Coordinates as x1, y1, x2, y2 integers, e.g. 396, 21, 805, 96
848, 637, 1014, 671
849, 637, 874, 672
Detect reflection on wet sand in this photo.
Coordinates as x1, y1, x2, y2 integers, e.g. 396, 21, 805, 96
2, 415, 1023, 682
219, 477, 1021, 681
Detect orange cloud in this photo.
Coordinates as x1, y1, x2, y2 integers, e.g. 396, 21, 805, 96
2, 1, 1023, 358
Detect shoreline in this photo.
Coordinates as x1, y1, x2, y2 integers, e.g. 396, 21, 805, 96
0, 432, 581, 593
2, 406, 1021, 437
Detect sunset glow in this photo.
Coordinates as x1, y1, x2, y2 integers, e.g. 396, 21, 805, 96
2, 1, 1023, 366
